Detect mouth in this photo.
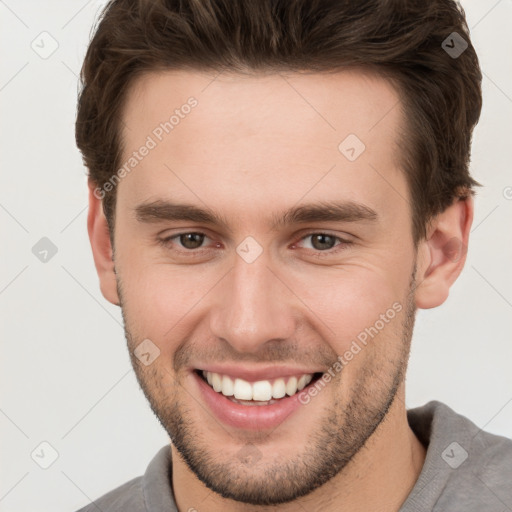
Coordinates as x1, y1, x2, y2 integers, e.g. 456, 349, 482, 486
192, 368, 324, 429
195, 369, 324, 405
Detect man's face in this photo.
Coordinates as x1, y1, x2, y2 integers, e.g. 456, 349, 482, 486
113, 69, 418, 504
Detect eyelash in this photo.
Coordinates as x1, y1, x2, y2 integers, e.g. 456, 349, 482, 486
157, 231, 353, 257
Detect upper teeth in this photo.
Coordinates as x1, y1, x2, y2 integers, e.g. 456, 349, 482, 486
203, 371, 314, 401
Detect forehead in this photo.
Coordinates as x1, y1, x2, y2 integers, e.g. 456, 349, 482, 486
118, 69, 407, 225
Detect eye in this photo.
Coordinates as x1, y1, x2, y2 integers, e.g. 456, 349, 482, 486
159, 232, 213, 251
294, 232, 352, 254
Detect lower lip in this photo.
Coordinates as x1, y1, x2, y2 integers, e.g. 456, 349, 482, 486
193, 371, 312, 430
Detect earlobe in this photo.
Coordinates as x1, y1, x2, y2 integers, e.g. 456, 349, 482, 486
414, 196, 473, 309
87, 181, 120, 306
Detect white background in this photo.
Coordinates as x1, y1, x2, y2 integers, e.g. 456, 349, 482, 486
1, 1, 511, 511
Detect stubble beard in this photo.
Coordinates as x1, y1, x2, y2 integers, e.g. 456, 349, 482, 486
117, 267, 417, 506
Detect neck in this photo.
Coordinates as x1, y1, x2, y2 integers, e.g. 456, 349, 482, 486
171, 384, 426, 512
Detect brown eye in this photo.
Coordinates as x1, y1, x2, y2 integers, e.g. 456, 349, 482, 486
179, 233, 205, 249
294, 232, 353, 256
309, 234, 338, 251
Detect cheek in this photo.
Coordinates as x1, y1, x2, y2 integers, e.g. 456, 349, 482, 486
118, 261, 218, 344
290, 263, 407, 347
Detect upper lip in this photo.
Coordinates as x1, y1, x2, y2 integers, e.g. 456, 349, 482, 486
193, 364, 323, 382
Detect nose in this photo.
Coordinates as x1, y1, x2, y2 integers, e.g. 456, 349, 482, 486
209, 250, 296, 354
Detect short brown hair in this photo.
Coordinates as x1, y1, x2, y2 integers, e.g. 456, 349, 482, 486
75, 0, 482, 244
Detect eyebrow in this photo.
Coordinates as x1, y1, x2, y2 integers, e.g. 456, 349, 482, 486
134, 199, 378, 232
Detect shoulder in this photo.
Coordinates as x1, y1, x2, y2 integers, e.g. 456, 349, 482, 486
74, 476, 145, 512
406, 400, 512, 511
73, 444, 175, 512
408, 400, 512, 466
463, 411, 512, 505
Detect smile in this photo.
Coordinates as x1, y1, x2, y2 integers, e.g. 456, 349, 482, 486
193, 368, 324, 429
199, 370, 321, 403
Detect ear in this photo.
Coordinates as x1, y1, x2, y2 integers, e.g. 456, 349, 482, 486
414, 195, 474, 309
87, 180, 120, 306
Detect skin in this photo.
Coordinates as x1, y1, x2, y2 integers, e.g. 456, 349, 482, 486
88, 69, 473, 511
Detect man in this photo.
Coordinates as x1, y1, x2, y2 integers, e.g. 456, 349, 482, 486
75, 0, 512, 510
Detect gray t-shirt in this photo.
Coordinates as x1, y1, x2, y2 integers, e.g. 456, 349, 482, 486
75, 401, 512, 511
